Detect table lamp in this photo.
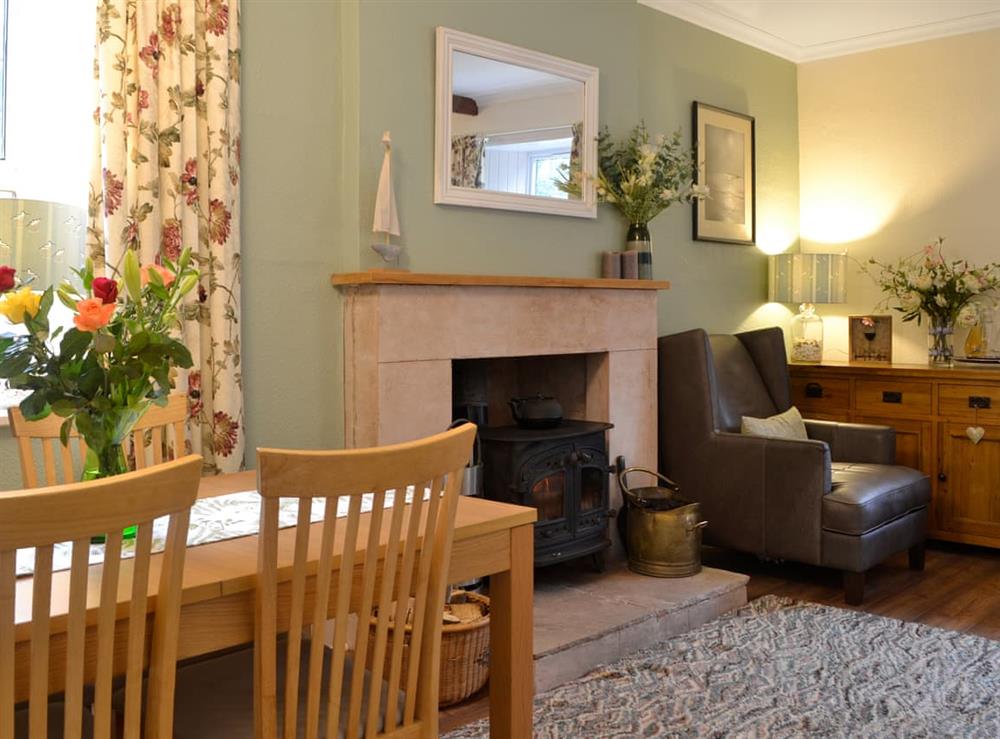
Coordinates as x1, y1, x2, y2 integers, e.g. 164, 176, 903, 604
768, 252, 847, 363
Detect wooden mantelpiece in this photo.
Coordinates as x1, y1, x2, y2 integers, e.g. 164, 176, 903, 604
331, 269, 670, 290
789, 361, 1000, 550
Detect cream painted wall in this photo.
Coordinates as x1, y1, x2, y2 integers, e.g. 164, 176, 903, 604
798, 27, 1000, 363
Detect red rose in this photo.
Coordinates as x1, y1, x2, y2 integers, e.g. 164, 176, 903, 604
0, 266, 15, 293
92, 277, 119, 305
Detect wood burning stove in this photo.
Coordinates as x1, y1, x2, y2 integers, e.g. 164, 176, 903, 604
479, 420, 613, 569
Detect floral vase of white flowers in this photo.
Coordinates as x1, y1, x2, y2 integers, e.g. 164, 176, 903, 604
867, 239, 1000, 366
557, 123, 708, 279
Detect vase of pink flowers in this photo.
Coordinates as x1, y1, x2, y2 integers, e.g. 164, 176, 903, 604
868, 238, 1000, 366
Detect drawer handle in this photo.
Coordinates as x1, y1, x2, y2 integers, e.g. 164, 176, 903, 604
882, 391, 903, 404
969, 395, 992, 409
805, 382, 824, 399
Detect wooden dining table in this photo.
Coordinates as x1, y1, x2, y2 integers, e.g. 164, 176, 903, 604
14, 470, 537, 738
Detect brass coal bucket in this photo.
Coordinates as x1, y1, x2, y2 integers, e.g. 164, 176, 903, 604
618, 467, 707, 578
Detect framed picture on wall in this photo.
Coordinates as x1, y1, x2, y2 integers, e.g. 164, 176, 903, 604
692, 101, 755, 245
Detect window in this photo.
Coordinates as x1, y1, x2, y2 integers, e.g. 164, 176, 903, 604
0, 1, 95, 414
529, 152, 571, 199
481, 129, 574, 198
0, 0, 94, 205
0, 0, 8, 161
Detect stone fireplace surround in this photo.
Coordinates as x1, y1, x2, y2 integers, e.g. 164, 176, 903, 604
334, 272, 750, 693
332, 270, 668, 527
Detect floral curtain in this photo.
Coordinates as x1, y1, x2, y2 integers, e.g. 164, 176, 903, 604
89, 0, 243, 473
450, 134, 484, 189
569, 121, 583, 174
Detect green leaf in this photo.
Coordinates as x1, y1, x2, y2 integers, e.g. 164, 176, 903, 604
78, 358, 106, 397
19, 391, 50, 420
166, 340, 193, 368
51, 399, 79, 417
126, 331, 150, 355
59, 417, 73, 447
123, 250, 142, 303
0, 351, 31, 379
75, 410, 94, 443
60, 328, 92, 359
93, 333, 116, 353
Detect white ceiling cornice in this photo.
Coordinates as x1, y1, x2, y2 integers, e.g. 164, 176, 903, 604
639, 0, 1000, 63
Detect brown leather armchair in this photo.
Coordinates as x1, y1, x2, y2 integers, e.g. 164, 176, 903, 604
658, 327, 930, 604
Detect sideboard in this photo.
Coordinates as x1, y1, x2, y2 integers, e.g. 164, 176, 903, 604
789, 361, 1000, 549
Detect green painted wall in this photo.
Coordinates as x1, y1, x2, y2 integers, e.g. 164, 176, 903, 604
353, 0, 799, 332
0, 0, 798, 489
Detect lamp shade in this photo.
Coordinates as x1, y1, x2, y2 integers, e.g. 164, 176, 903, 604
768, 253, 847, 304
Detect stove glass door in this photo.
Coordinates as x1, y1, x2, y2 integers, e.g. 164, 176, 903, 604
530, 470, 567, 521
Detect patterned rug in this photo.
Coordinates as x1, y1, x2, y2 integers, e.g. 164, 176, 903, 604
445, 595, 1000, 738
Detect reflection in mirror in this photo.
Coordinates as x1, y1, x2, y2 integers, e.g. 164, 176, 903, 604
449, 51, 583, 200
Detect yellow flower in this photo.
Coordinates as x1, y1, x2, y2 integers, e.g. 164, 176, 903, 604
0, 287, 42, 324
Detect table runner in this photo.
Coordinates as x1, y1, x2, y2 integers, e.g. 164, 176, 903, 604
16, 486, 420, 577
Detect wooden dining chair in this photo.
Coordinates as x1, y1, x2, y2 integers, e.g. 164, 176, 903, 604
0, 454, 202, 739
167, 423, 476, 739
7, 394, 190, 488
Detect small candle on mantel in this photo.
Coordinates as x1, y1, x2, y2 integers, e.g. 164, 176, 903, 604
601, 251, 621, 279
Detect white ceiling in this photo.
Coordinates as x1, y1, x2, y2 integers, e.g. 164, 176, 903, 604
452, 52, 580, 104
640, 0, 1000, 62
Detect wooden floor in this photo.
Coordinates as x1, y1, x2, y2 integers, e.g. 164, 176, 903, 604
703, 541, 1000, 641
440, 541, 1000, 732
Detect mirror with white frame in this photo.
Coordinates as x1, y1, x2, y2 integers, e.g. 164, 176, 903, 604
434, 28, 598, 218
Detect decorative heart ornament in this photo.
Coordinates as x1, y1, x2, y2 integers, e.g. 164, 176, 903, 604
966, 426, 986, 445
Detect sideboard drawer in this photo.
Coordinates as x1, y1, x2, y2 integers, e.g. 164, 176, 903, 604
938, 383, 1000, 424
854, 379, 932, 416
790, 376, 850, 413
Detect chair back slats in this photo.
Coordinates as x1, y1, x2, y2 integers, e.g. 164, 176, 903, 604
414, 473, 463, 725
323, 494, 362, 739
0, 550, 16, 738
62, 539, 90, 739
344, 488, 387, 739
365, 482, 410, 739
0, 456, 201, 739
122, 522, 154, 738
92, 530, 123, 739
41, 442, 59, 488
402, 475, 444, 725
303, 502, 337, 739
28, 545, 53, 739
144, 503, 192, 739
7, 395, 189, 488
255, 496, 280, 739
256, 423, 475, 739
383, 479, 428, 735
282, 498, 312, 739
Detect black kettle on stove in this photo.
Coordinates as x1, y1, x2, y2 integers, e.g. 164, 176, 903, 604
508, 395, 563, 429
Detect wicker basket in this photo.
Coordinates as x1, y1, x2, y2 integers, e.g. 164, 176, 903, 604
368, 592, 491, 707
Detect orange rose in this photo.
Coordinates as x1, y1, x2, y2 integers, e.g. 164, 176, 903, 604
141, 263, 176, 287
73, 298, 116, 332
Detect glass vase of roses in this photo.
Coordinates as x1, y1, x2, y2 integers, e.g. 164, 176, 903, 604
0, 249, 199, 488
